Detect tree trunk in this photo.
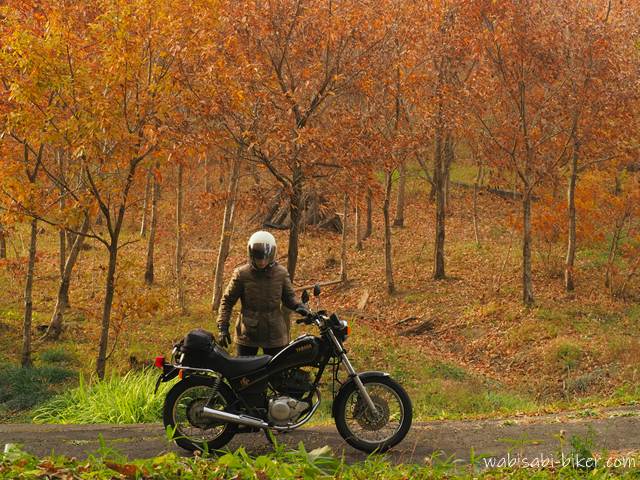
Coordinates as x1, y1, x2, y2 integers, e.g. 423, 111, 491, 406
44, 216, 90, 340
204, 151, 212, 194
144, 169, 160, 285
140, 166, 152, 238
21, 219, 37, 367
444, 135, 454, 212
58, 223, 69, 309
522, 188, 535, 306
58, 234, 66, 280
57, 151, 66, 279
605, 218, 625, 292
287, 166, 303, 282
0, 224, 6, 259
354, 190, 363, 250
175, 162, 187, 313
472, 162, 483, 247
433, 129, 446, 280
364, 186, 373, 240
96, 244, 118, 379
393, 162, 406, 227
565, 134, 579, 292
383, 170, 395, 294
340, 193, 348, 282
211, 157, 241, 314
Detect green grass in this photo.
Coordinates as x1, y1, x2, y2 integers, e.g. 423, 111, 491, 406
624, 304, 640, 322
413, 379, 536, 419
0, 307, 21, 323
0, 363, 75, 418
39, 347, 77, 365
450, 163, 481, 184
535, 305, 621, 335
31, 369, 173, 424
426, 361, 469, 381
2, 441, 639, 479
579, 247, 611, 270
403, 290, 432, 304
553, 342, 583, 371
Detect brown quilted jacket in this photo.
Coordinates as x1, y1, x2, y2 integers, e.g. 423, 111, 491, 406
216, 262, 300, 348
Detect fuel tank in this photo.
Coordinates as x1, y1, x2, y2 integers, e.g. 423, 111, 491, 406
268, 335, 322, 372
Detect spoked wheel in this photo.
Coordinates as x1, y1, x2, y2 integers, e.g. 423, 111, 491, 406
163, 375, 237, 452
334, 375, 412, 453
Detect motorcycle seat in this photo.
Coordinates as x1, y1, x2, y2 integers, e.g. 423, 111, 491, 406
211, 346, 272, 378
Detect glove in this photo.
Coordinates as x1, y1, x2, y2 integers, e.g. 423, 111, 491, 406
218, 326, 231, 348
295, 304, 311, 317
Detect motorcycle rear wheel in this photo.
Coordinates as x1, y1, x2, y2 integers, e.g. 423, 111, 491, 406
333, 375, 412, 453
163, 375, 237, 452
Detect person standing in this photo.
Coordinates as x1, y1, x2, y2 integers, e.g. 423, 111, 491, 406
216, 231, 308, 356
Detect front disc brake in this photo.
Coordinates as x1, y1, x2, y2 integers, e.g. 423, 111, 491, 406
353, 395, 390, 431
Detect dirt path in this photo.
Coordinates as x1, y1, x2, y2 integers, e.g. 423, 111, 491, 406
1, 407, 639, 466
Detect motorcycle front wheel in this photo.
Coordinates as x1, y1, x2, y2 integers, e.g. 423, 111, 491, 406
163, 375, 237, 452
333, 375, 412, 453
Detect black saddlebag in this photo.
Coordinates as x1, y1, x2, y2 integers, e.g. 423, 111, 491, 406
180, 328, 214, 368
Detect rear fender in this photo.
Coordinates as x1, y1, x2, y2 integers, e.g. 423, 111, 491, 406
331, 371, 389, 418
154, 365, 180, 394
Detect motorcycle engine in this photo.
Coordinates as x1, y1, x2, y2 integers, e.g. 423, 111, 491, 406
268, 396, 310, 426
271, 368, 313, 399
267, 368, 314, 425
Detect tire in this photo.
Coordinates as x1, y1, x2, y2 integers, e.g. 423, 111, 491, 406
163, 375, 237, 452
334, 375, 412, 453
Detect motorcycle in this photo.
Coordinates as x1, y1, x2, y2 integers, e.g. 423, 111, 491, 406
154, 285, 412, 453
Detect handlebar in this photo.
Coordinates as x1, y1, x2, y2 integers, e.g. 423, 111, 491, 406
296, 315, 315, 325
295, 311, 325, 326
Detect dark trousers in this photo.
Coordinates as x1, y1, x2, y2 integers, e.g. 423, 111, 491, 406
236, 344, 283, 356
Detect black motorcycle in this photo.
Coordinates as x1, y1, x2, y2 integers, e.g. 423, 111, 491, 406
154, 286, 412, 453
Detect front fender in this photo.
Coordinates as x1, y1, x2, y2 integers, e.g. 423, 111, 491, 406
331, 371, 389, 418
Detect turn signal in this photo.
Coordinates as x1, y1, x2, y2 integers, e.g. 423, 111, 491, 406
346, 325, 351, 336
154, 356, 165, 369
178, 369, 184, 379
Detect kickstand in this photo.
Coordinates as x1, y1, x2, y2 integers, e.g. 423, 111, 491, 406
263, 428, 276, 446
263, 428, 289, 446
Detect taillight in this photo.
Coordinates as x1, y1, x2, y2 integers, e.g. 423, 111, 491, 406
154, 356, 165, 369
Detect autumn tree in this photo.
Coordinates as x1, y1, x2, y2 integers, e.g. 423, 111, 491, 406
0, 142, 45, 366
556, 0, 639, 291
420, 1, 478, 280
0, 2, 64, 364
207, 0, 389, 282
471, 0, 573, 305
1, 0, 218, 377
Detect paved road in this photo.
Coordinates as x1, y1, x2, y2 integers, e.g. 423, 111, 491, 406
1, 407, 639, 466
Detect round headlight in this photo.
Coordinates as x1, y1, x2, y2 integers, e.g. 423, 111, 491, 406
340, 319, 350, 338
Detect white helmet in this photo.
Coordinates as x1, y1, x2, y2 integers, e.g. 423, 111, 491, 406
248, 231, 277, 269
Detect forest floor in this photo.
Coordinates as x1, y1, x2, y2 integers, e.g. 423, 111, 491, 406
2, 406, 640, 466
1, 163, 639, 422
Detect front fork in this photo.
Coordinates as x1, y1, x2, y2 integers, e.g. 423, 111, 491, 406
326, 327, 378, 414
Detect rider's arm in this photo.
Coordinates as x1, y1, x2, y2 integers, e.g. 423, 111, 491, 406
281, 270, 302, 311
217, 268, 243, 331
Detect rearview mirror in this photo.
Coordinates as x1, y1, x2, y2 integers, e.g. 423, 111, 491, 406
313, 284, 321, 297
301, 289, 309, 304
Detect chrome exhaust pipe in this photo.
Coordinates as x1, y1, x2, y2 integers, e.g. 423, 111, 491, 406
201, 406, 269, 428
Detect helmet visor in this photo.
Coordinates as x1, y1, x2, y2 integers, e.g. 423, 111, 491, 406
249, 243, 276, 261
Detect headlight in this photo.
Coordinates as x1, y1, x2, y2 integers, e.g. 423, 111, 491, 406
339, 319, 350, 339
